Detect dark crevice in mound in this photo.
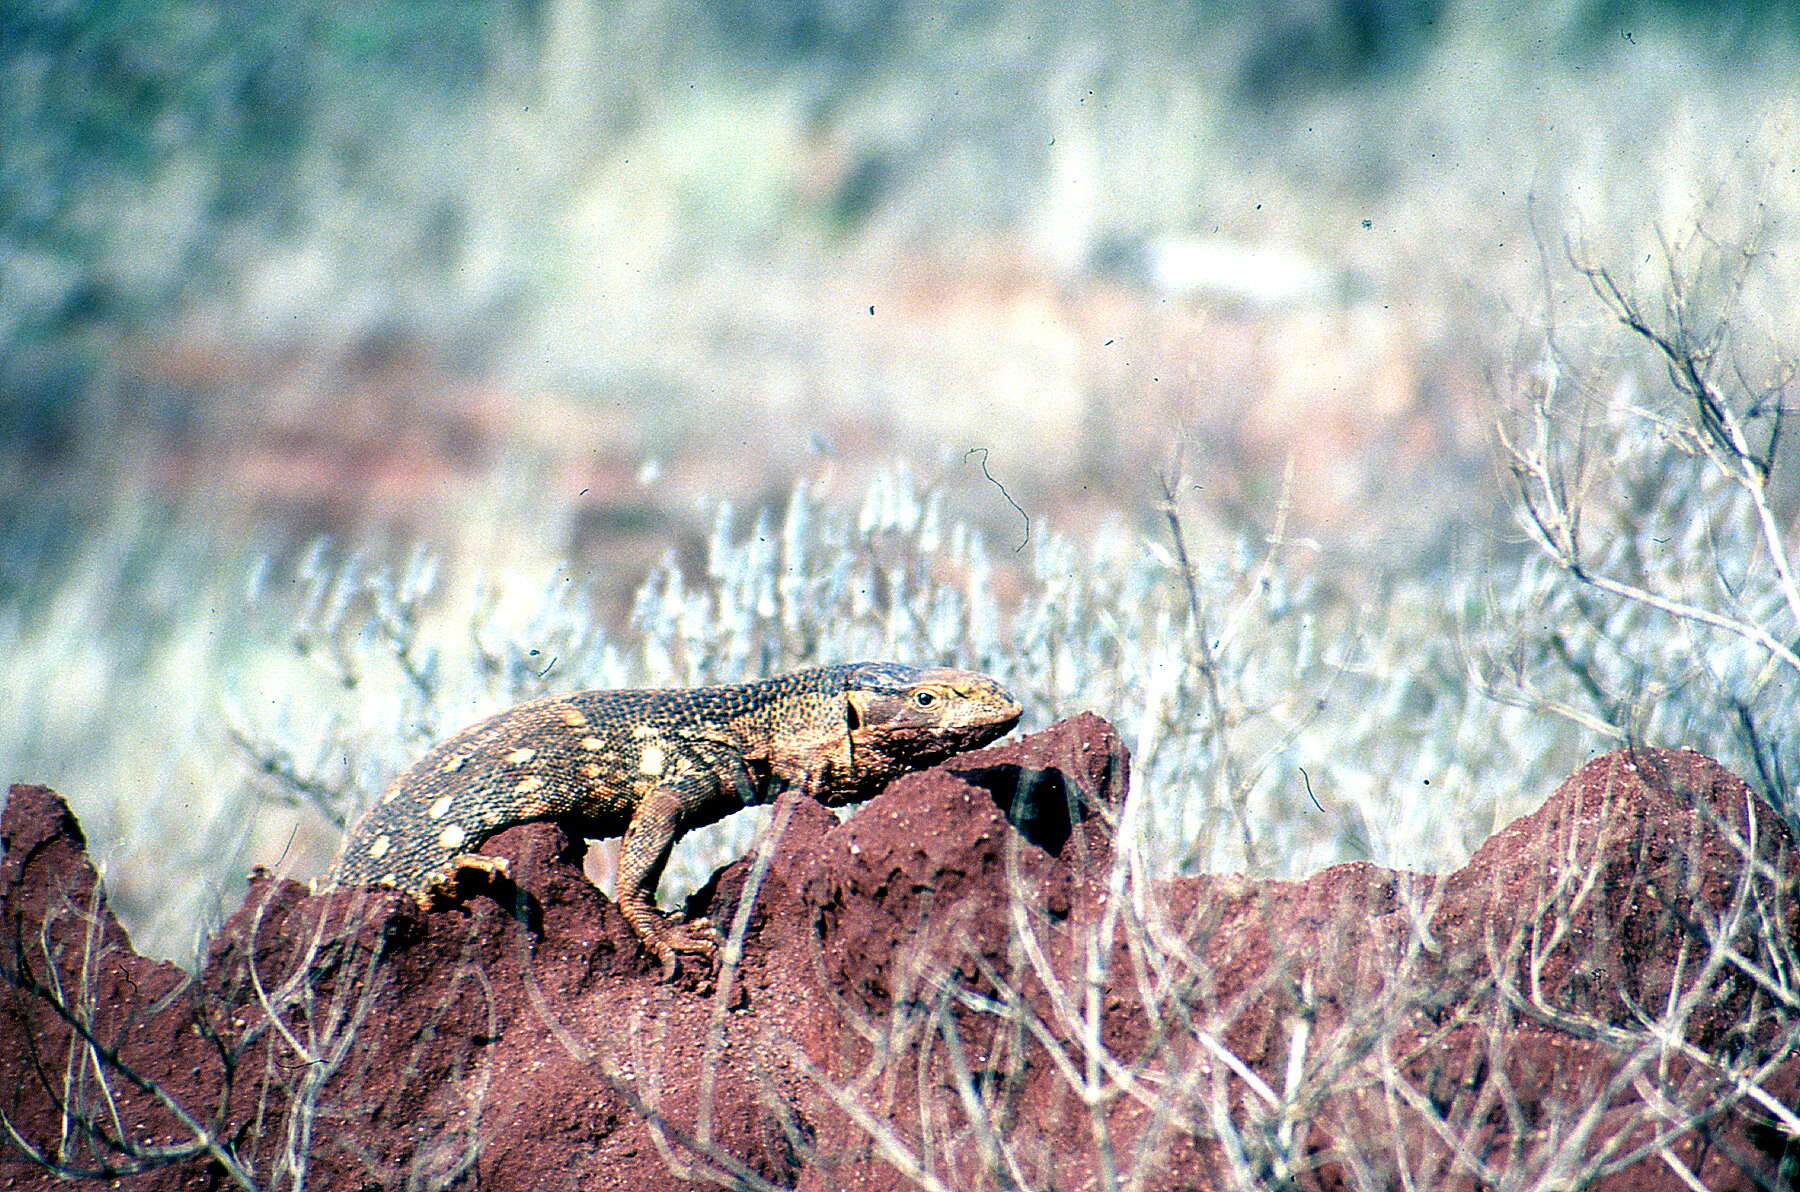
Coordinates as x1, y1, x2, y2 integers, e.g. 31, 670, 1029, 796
953, 763, 1088, 855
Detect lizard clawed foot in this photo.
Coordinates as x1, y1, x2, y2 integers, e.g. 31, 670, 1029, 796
418, 853, 515, 908
626, 908, 722, 982
450, 853, 511, 881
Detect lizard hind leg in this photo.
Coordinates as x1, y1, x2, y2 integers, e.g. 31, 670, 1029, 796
615, 783, 723, 980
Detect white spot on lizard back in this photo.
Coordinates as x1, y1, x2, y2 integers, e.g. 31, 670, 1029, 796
639, 745, 667, 777
427, 795, 455, 819
437, 825, 467, 851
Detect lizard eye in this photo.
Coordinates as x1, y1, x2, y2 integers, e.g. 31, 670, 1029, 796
913, 690, 936, 707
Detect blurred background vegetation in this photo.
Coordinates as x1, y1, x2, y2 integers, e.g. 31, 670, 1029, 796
3, 0, 1798, 961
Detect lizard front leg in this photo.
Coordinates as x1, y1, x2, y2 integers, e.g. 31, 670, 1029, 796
616, 783, 721, 980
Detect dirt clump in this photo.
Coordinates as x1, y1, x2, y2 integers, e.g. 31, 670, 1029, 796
3, 720, 1796, 1190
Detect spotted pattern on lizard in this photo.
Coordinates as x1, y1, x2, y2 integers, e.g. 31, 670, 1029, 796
323, 662, 1023, 976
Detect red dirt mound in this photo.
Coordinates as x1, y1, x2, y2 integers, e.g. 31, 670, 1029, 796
3, 719, 1796, 1190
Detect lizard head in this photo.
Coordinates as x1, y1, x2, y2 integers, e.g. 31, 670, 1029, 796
835, 662, 1023, 802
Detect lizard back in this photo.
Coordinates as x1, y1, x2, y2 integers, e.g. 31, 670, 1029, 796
327, 664, 879, 896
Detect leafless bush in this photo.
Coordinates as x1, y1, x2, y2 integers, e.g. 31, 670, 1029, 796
0, 882, 259, 1186
779, 754, 1797, 1191
1, 875, 498, 1191
1490, 210, 1800, 819
770, 225, 1800, 1187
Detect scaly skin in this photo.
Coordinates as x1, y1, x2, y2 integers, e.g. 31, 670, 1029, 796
324, 662, 1022, 976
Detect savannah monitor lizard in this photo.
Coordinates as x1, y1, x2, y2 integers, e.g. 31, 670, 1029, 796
324, 662, 1022, 976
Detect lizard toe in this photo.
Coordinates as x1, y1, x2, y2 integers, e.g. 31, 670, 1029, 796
626, 905, 722, 981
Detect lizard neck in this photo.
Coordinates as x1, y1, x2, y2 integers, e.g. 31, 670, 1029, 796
727, 664, 860, 802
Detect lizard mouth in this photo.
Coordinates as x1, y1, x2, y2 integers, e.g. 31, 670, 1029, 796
938, 673, 1022, 733
976, 704, 1023, 741
948, 698, 1023, 750
976, 689, 1024, 734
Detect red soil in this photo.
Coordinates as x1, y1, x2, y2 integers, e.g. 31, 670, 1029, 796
3, 718, 1795, 1190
